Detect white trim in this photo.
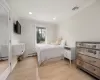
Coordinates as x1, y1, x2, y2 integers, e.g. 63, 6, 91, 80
45, 28, 47, 44
36, 68, 40, 80
35, 24, 37, 45
0, 1, 12, 80
11, 60, 17, 72
0, 67, 10, 80
0, 60, 17, 80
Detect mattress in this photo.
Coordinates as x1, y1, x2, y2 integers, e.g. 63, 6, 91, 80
36, 44, 65, 66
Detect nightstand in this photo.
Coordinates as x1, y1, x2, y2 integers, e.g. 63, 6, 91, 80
64, 46, 75, 65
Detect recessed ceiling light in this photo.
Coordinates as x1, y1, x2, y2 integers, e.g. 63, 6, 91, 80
53, 17, 56, 20
29, 12, 32, 14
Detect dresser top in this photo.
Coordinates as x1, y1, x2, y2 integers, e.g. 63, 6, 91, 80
76, 41, 100, 44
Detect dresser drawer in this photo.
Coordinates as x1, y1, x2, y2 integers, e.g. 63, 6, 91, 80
77, 49, 100, 59
77, 48, 87, 53
64, 50, 71, 60
98, 53, 100, 59
77, 54, 100, 68
76, 42, 100, 49
83, 62, 100, 77
76, 59, 84, 66
85, 43, 100, 49
76, 59, 100, 77
87, 49, 100, 58
76, 42, 84, 47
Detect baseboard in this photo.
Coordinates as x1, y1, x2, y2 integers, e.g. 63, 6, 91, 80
24, 53, 37, 58
36, 68, 40, 80
0, 59, 18, 80
11, 60, 17, 72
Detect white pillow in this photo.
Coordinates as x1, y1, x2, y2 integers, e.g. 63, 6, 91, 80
60, 40, 66, 46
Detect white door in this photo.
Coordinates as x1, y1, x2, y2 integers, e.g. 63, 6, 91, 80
0, 1, 11, 80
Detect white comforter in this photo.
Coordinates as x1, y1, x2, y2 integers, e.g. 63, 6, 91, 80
36, 44, 65, 65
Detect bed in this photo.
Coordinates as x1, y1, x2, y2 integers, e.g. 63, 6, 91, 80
36, 44, 65, 66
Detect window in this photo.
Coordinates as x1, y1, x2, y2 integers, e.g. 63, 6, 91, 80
36, 27, 46, 44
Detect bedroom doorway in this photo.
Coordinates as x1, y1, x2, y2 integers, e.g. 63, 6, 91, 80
36, 27, 46, 44
0, 3, 10, 76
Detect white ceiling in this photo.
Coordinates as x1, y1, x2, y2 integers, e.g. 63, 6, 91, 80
7, 0, 96, 23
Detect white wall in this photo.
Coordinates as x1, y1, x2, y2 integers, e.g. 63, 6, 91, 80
58, 0, 100, 47
0, 15, 9, 45
19, 18, 57, 56
6, 0, 21, 44
11, 13, 21, 44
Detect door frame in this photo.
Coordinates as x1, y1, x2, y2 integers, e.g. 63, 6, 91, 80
0, 1, 12, 80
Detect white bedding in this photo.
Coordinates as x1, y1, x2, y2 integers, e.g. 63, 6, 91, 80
36, 44, 65, 66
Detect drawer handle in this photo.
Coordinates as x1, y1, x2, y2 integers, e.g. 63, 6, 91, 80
78, 56, 82, 60
93, 61, 96, 63
93, 69, 96, 71
90, 60, 96, 63
93, 52, 96, 55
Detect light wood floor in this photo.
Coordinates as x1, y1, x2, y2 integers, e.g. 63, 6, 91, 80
7, 57, 96, 80
0, 60, 8, 75
7, 57, 37, 80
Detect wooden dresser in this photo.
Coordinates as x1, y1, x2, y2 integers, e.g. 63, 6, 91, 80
76, 42, 100, 79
